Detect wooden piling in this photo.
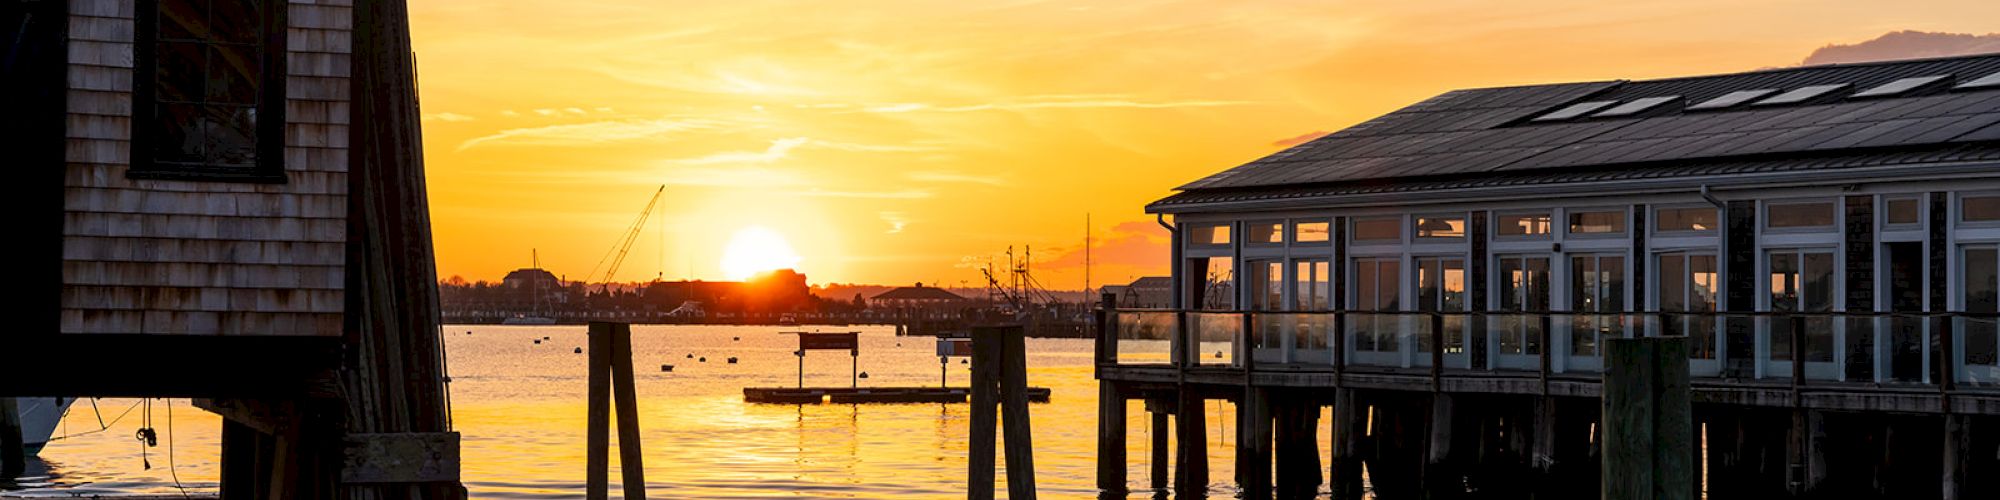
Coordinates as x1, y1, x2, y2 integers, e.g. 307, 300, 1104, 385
1275, 399, 1324, 500
1238, 388, 1273, 500
1097, 383, 1127, 494
1151, 400, 1171, 492
1176, 389, 1209, 497
1602, 336, 1693, 500
1330, 389, 1365, 500
1944, 413, 1969, 500
969, 326, 1000, 500
586, 322, 646, 500
0, 397, 21, 481
999, 327, 1038, 499
1425, 393, 1458, 499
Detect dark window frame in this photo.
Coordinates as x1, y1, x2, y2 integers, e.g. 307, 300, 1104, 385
130, 0, 289, 183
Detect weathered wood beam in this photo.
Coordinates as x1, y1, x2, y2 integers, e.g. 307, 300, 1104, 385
1097, 382, 1127, 494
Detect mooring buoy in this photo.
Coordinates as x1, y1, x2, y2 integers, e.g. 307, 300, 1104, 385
858, 372, 869, 379
699, 357, 707, 362
661, 365, 674, 372
687, 353, 694, 358
575, 347, 584, 354
1214, 351, 1223, 358
726, 357, 739, 364
733, 336, 741, 341
533, 339, 541, 344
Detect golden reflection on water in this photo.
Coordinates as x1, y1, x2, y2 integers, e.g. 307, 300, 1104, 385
19, 325, 1342, 498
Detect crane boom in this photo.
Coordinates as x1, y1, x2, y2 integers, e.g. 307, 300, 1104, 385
588, 185, 666, 292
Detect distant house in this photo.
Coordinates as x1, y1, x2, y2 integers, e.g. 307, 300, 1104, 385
502, 268, 567, 304
871, 283, 969, 310
1117, 277, 1173, 309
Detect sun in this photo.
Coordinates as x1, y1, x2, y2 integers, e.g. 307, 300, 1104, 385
721, 226, 803, 280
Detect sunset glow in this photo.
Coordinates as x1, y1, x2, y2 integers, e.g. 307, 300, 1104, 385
409, 0, 2000, 286
721, 226, 803, 280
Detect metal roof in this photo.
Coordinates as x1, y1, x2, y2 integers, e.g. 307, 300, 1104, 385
1169, 53, 2000, 205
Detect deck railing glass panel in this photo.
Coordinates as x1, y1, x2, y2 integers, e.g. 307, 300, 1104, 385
1113, 311, 1179, 366
1958, 316, 2000, 387
1249, 313, 1335, 367
1189, 312, 1244, 367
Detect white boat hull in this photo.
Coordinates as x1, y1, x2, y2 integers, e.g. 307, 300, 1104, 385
13, 397, 74, 455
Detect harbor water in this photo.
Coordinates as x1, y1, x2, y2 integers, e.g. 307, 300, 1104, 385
10, 325, 1347, 498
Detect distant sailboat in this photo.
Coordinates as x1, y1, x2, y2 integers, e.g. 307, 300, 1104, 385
12, 397, 75, 455
504, 249, 558, 325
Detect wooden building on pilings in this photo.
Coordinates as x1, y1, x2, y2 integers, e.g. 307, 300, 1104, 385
2, 0, 462, 496
1096, 54, 2000, 499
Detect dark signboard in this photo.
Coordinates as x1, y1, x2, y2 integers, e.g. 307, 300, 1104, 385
798, 332, 859, 351
936, 338, 973, 357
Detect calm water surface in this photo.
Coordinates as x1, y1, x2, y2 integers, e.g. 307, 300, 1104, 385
13, 325, 1342, 498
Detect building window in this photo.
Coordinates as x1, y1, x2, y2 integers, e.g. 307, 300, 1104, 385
1964, 246, 2000, 376
1655, 207, 1718, 233
1568, 210, 1626, 235
1189, 257, 1234, 310
1885, 197, 1921, 226
133, 0, 286, 182
1964, 195, 2000, 223
1569, 254, 1626, 357
1351, 257, 1400, 353
1766, 201, 1835, 229
1658, 252, 1719, 360
1766, 249, 1836, 364
1414, 256, 1466, 355
1496, 255, 1550, 356
1293, 221, 1330, 243
1498, 212, 1552, 237
1414, 215, 1465, 239
1352, 218, 1399, 242
1191, 224, 1231, 246
1247, 222, 1284, 245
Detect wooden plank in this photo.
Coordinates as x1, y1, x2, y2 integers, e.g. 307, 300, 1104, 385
287, 28, 354, 54
286, 52, 352, 78
1175, 387, 1207, 497
68, 89, 133, 116
339, 432, 460, 483
1655, 337, 1694, 500
287, 76, 353, 101
285, 123, 350, 148
62, 261, 344, 289
608, 323, 648, 499
63, 212, 348, 242
968, 325, 1000, 500
1096, 382, 1126, 494
64, 237, 345, 266
1151, 407, 1169, 491
68, 0, 135, 17
1604, 337, 1656, 500
69, 15, 136, 42
66, 40, 134, 68
64, 137, 130, 163
66, 189, 347, 220
288, 4, 355, 30
586, 323, 611, 499
998, 326, 1037, 500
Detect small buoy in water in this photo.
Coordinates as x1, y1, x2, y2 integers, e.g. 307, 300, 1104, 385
544, 336, 551, 340
960, 359, 969, 364
575, 347, 583, 354
896, 343, 901, 347
733, 336, 741, 341
859, 372, 870, 379
687, 353, 694, 358
1214, 351, 1223, 358
699, 357, 707, 362
727, 357, 739, 364
661, 365, 674, 372
533, 339, 542, 344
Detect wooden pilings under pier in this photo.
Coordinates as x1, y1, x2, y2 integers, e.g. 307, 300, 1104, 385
1095, 382, 2000, 500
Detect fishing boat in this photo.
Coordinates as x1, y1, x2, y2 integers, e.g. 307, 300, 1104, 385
12, 397, 74, 455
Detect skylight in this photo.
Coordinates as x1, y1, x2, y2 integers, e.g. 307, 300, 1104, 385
1851, 75, 1951, 98
1592, 96, 1681, 118
1958, 71, 2000, 90
1752, 84, 1851, 106
1686, 89, 1778, 111
1531, 101, 1618, 122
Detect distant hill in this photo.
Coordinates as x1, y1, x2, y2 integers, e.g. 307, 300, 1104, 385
1803, 31, 2000, 66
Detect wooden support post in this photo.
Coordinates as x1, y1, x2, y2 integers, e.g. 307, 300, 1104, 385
1176, 389, 1209, 497
1944, 413, 1969, 500
1097, 383, 1127, 495
1330, 389, 1365, 500
587, 322, 646, 500
999, 326, 1038, 500
1603, 336, 1693, 500
1238, 387, 1273, 500
969, 326, 1001, 500
220, 419, 258, 500
1426, 393, 1457, 499
1276, 400, 1324, 500
1151, 401, 1170, 492
0, 397, 22, 481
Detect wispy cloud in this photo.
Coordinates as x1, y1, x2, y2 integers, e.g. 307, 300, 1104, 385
661, 166, 806, 187
457, 117, 728, 151
846, 94, 1257, 114
422, 112, 477, 123
790, 188, 932, 199
1272, 130, 1329, 148
665, 137, 942, 165
880, 211, 909, 234
499, 110, 521, 117
669, 137, 812, 165
908, 170, 1007, 187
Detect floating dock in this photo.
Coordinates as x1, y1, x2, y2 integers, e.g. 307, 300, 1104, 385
743, 387, 1050, 404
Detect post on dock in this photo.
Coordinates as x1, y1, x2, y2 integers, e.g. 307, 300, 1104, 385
1148, 398, 1172, 492
1237, 387, 1273, 500
587, 322, 646, 500
1602, 336, 1693, 500
0, 397, 22, 480
1175, 388, 1208, 497
1330, 388, 1365, 500
1274, 397, 1324, 500
1096, 383, 1127, 494
969, 324, 1036, 499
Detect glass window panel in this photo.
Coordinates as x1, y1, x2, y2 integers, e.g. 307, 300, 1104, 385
206, 45, 260, 105
1248, 223, 1283, 244
159, 0, 206, 41
155, 41, 206, 102
205, 106, 257, 166
1251, 261, 1283, 311
1499, 213, 1552, 237
1964, 196, 2000, 222
152, 103, 205, 163
1415, 216, 1465, 239
1656, 207, 1719, 232
1965, 248, 1998, 367
1568, 210, 1626, 234
209, 0, 262, 43
1886, 198, 1920, 225
1192, 224, 1231, 245
1353, 218, 1399, 241
1294, 222, 1330, 243
1192, 258, 1234, 310
1768, 252, 1798, 361
1767, 202, 1835, 229
1293, 260, 1330, 310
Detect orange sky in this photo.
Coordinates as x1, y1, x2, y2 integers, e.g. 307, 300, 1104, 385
409, 0, 2000, 288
